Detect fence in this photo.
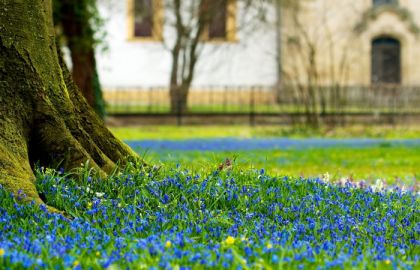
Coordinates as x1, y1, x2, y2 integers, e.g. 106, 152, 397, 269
104, 86, 275, 114
104, 85, 420, 115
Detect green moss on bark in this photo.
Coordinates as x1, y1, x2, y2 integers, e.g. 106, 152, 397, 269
0, 0, 138, 211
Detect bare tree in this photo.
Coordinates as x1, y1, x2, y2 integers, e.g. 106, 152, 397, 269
279, 0, 354, 127
130, 0, 273, 113
162, 0, 267, 113
167, 0, 208, 113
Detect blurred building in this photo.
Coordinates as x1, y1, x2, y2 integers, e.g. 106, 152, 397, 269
281, 0, 420, 86
97, 0, 277, 90
95, 0, 420, 112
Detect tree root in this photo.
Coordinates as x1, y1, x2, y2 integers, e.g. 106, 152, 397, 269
0, 3, 140, 216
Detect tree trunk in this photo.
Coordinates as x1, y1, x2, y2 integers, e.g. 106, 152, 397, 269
69, 49, 100, 113
169, 85, 189, 114
0, 0, 136, 210
58, 0, 106, 118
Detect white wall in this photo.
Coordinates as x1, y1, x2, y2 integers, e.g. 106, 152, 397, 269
96, 0, 278, 89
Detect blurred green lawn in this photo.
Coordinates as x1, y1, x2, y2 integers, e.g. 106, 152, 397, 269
134, 147, 419, 184
110, 125, 420, 184
110, 125, 420, 140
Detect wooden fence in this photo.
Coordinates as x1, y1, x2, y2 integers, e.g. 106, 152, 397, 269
104, 85, 420, 115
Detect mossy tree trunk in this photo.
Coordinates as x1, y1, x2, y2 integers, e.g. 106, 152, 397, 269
0, 0, 136, 209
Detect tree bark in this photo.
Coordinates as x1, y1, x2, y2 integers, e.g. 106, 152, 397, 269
169, 84, 189, 114
0, 0, 136, 210
168, 0, 207, 114
58, 0, 105, 118
68, 49, 99, 113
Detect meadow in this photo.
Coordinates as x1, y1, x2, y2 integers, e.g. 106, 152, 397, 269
109, 125, 420, 140
0, 125, 419, 269
0, 164, 418, 269
130, 145, 420, 184
114, 125, 420, 184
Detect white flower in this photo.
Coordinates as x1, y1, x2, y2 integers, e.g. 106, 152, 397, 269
322, 172, 330, 183
95, 192, 105, 198
371, 179, 384, 192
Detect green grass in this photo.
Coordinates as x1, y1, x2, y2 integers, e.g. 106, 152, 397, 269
106, 104, 420, 114
136, 146, 420, 184
109, 125, 420, 184
1, 127, 418, 269
110, 125, 420, 140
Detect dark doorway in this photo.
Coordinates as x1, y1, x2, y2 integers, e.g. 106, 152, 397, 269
371, 37, 401, 84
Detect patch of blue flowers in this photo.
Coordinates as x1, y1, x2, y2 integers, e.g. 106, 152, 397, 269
0, 165, 419, 269
126, 138, 420, 152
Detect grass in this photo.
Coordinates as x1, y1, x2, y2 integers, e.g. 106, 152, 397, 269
0, 164, 418, 269
110, 125, 420, 184
109, 125, 420, 140
106, 104, 420, 114
1, 126, 419, 268
135, 146, 420, 184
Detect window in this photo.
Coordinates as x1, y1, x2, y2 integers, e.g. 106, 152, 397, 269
373, 0, 398, 6
201, 0, 237, 42
127, 0, 163, 41
208, 1, 228, 39
134, 0, 153, 37
371, 37, 401, 84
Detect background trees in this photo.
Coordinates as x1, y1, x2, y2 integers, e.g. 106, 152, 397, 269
165, 0, 239, 113
279, 0, 357, 127
132, 0, 268, 113
53, 0, 106, 118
